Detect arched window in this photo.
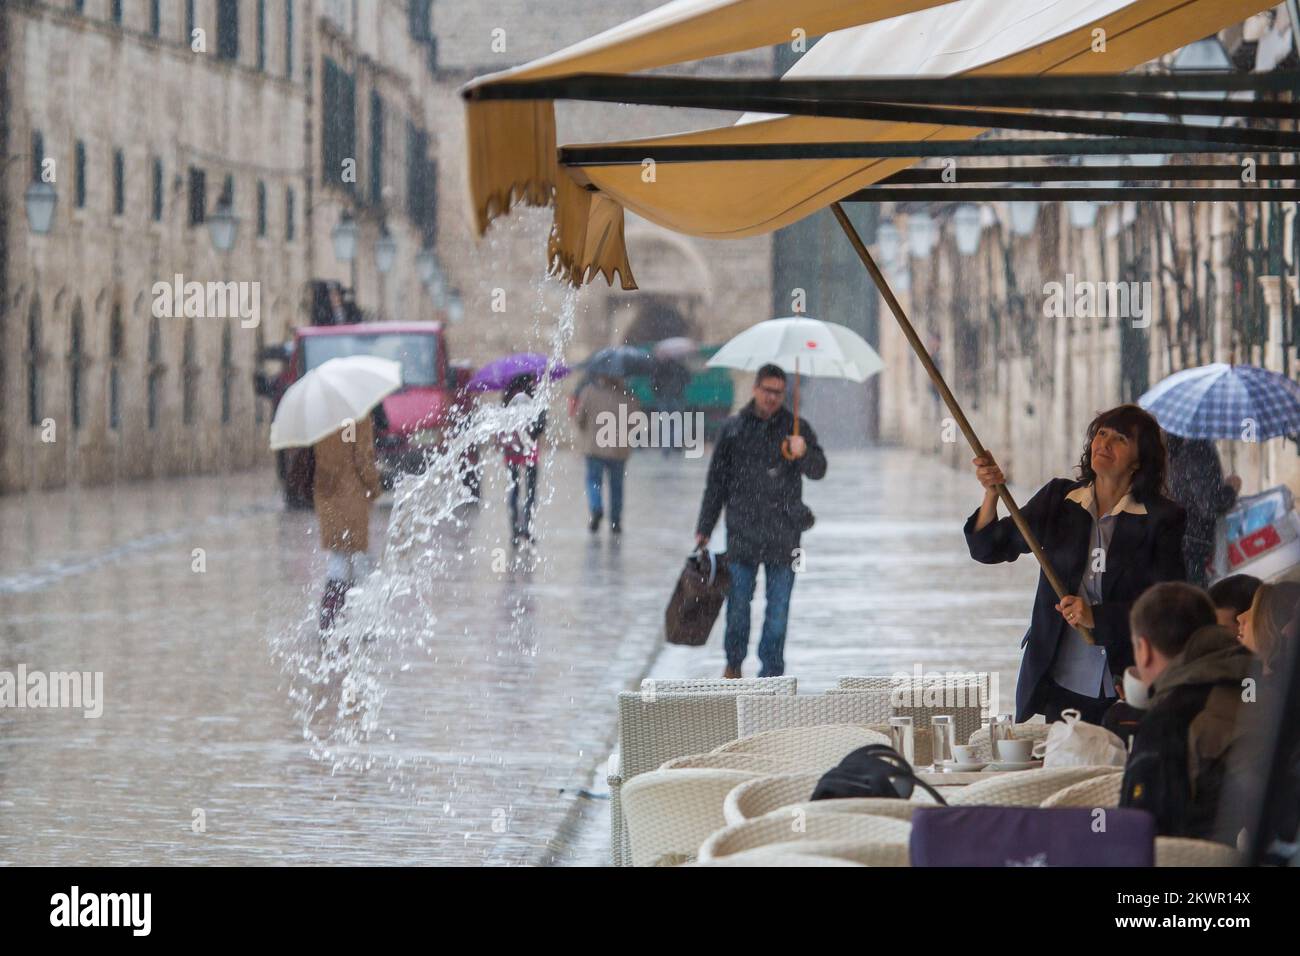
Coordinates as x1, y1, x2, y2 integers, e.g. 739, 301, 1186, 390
69, 302, 85, 431
147, 316, 163, 431
109, 305, 124, 430
182, 319, 199, 425
220, 322, 234, 425
26, 297, 42, 427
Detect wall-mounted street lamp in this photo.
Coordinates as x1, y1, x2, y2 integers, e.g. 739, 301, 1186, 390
207, 200, 238, 252
1064, 153, 1123, 229
25, 180, 58, 234
874, 220, 901, 266
1170, 37, 1236, 128
1008, 194, 1041, 238
952, 204, 983, 256
331, 211, 358, 262
446, 291, 464, 324
1068, 200, 1100, 229
416, 246, 447, 303
1123, 114, 1173, 167
415, 247, 436, 285
374, 226, 397, 274
908, 210, 938, 257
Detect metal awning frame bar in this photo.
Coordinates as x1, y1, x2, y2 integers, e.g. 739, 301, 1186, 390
465, 71, 1300, 103
560, 137, 1289, 165
839, 186, 1300, 201
876, 163, 1299, 184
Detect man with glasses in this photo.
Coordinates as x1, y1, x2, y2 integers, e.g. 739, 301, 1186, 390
695, 364, 827, 678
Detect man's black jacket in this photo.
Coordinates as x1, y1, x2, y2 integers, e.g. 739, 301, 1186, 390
695, 401, 827, 565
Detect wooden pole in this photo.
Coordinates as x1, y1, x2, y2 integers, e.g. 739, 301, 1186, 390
831, 202, 1094, 644
781, 357, 801, 460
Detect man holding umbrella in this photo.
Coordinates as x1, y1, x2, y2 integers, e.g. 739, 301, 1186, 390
694, 364, 827, 678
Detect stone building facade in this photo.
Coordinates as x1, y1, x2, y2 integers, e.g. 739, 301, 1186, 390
1, 0, 783, 493
1, 0, 450, 493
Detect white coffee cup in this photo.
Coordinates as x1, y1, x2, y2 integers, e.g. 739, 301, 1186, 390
1122, 666, 1151, 710
996, 738, 1034, 763
951, 744, 980, 765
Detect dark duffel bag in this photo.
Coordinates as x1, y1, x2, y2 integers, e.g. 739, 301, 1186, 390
664, 549, 730, 647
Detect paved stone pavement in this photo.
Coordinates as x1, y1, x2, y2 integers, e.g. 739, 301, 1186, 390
564, 445, 1039, 864
0, 445, 1040, 865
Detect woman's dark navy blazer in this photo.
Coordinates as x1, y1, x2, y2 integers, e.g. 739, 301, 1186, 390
964, 477, 1187, 721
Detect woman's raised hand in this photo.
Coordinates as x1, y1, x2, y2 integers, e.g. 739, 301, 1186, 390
972, 454, 1005, 492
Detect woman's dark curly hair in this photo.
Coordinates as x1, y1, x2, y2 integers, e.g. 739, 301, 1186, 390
1076, 404, 1168, 502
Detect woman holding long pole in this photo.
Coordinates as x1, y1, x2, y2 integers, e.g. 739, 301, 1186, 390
967, 405, 1188, 723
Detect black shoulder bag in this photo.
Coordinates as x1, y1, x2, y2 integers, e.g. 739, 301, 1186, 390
810, 744, 948, 804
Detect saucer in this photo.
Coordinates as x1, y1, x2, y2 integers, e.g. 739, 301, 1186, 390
943, 761, 988, 772
987, 759, 1042, 771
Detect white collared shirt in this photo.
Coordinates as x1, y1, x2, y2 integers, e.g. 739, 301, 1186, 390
1051, 485, 1145, 699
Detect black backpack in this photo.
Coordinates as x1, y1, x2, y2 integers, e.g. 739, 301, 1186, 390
810, 744, 948, 804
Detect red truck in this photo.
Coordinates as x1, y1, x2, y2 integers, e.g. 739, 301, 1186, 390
257, 321, 480, 507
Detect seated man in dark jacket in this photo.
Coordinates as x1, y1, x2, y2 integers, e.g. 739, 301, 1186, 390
1120, 582, 1255, 843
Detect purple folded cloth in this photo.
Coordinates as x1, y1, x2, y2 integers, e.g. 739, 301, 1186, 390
910, 806, 1156, 867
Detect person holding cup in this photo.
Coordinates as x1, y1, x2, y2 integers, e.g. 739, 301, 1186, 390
966, 405, 1187, 724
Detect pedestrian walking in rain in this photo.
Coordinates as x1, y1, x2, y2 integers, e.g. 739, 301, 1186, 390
967, 404, 1187, 724
694, 364, 827, 678
651, 359, 691, 456
314, 414, 383, 632
1164, 433, 1241, 587
576, 373, 640, 534
500, 373, 545, 546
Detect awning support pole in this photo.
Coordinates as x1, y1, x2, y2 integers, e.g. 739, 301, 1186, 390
830, 201, 1094, 644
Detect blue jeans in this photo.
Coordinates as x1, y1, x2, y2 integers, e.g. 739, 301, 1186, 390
585, 456, 625, 523
725, 561, 796, 677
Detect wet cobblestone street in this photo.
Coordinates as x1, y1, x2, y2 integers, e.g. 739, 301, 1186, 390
0, 446, 1037, 865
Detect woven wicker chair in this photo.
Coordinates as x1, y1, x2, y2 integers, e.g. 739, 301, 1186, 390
640, 676, 796, 697
948, 766, 1118, 807
724, 772, 938, 824
712, 724, 890, 769
1040, 772, 1125, 808
1155, 837, 1243, 867
785, 798, 928, 821
661, 753, 798, 774
837, 673, 989, 693
609, 691, 752, 867
967, 722, 1051, 763
622, 768, 759, 867
700, 809, 912, 864
736, 691, 893, 738
836, 672, 990, 744
724, 773, 822, 824
687, 848, 866, 867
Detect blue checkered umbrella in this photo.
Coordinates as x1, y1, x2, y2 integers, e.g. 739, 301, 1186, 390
1138, 363, 1300, 440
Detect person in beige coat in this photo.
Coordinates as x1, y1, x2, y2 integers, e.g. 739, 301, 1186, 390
313, 413, 383, 631
576, 375, 640, 534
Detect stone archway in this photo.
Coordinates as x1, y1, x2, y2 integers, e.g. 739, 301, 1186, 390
622, 296, 692, 346
595, 221, 713, 350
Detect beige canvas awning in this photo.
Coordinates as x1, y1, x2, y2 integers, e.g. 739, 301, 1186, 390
464, 0, 1275, 289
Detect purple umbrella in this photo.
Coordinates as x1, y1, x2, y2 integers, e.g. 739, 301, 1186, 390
465, 352, 570, 393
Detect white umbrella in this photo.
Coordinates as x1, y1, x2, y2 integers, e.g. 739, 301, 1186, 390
653, 336, 698, 361
269, 356, 403, 451
707, 316, 883, 458
707, 316, 883, 381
